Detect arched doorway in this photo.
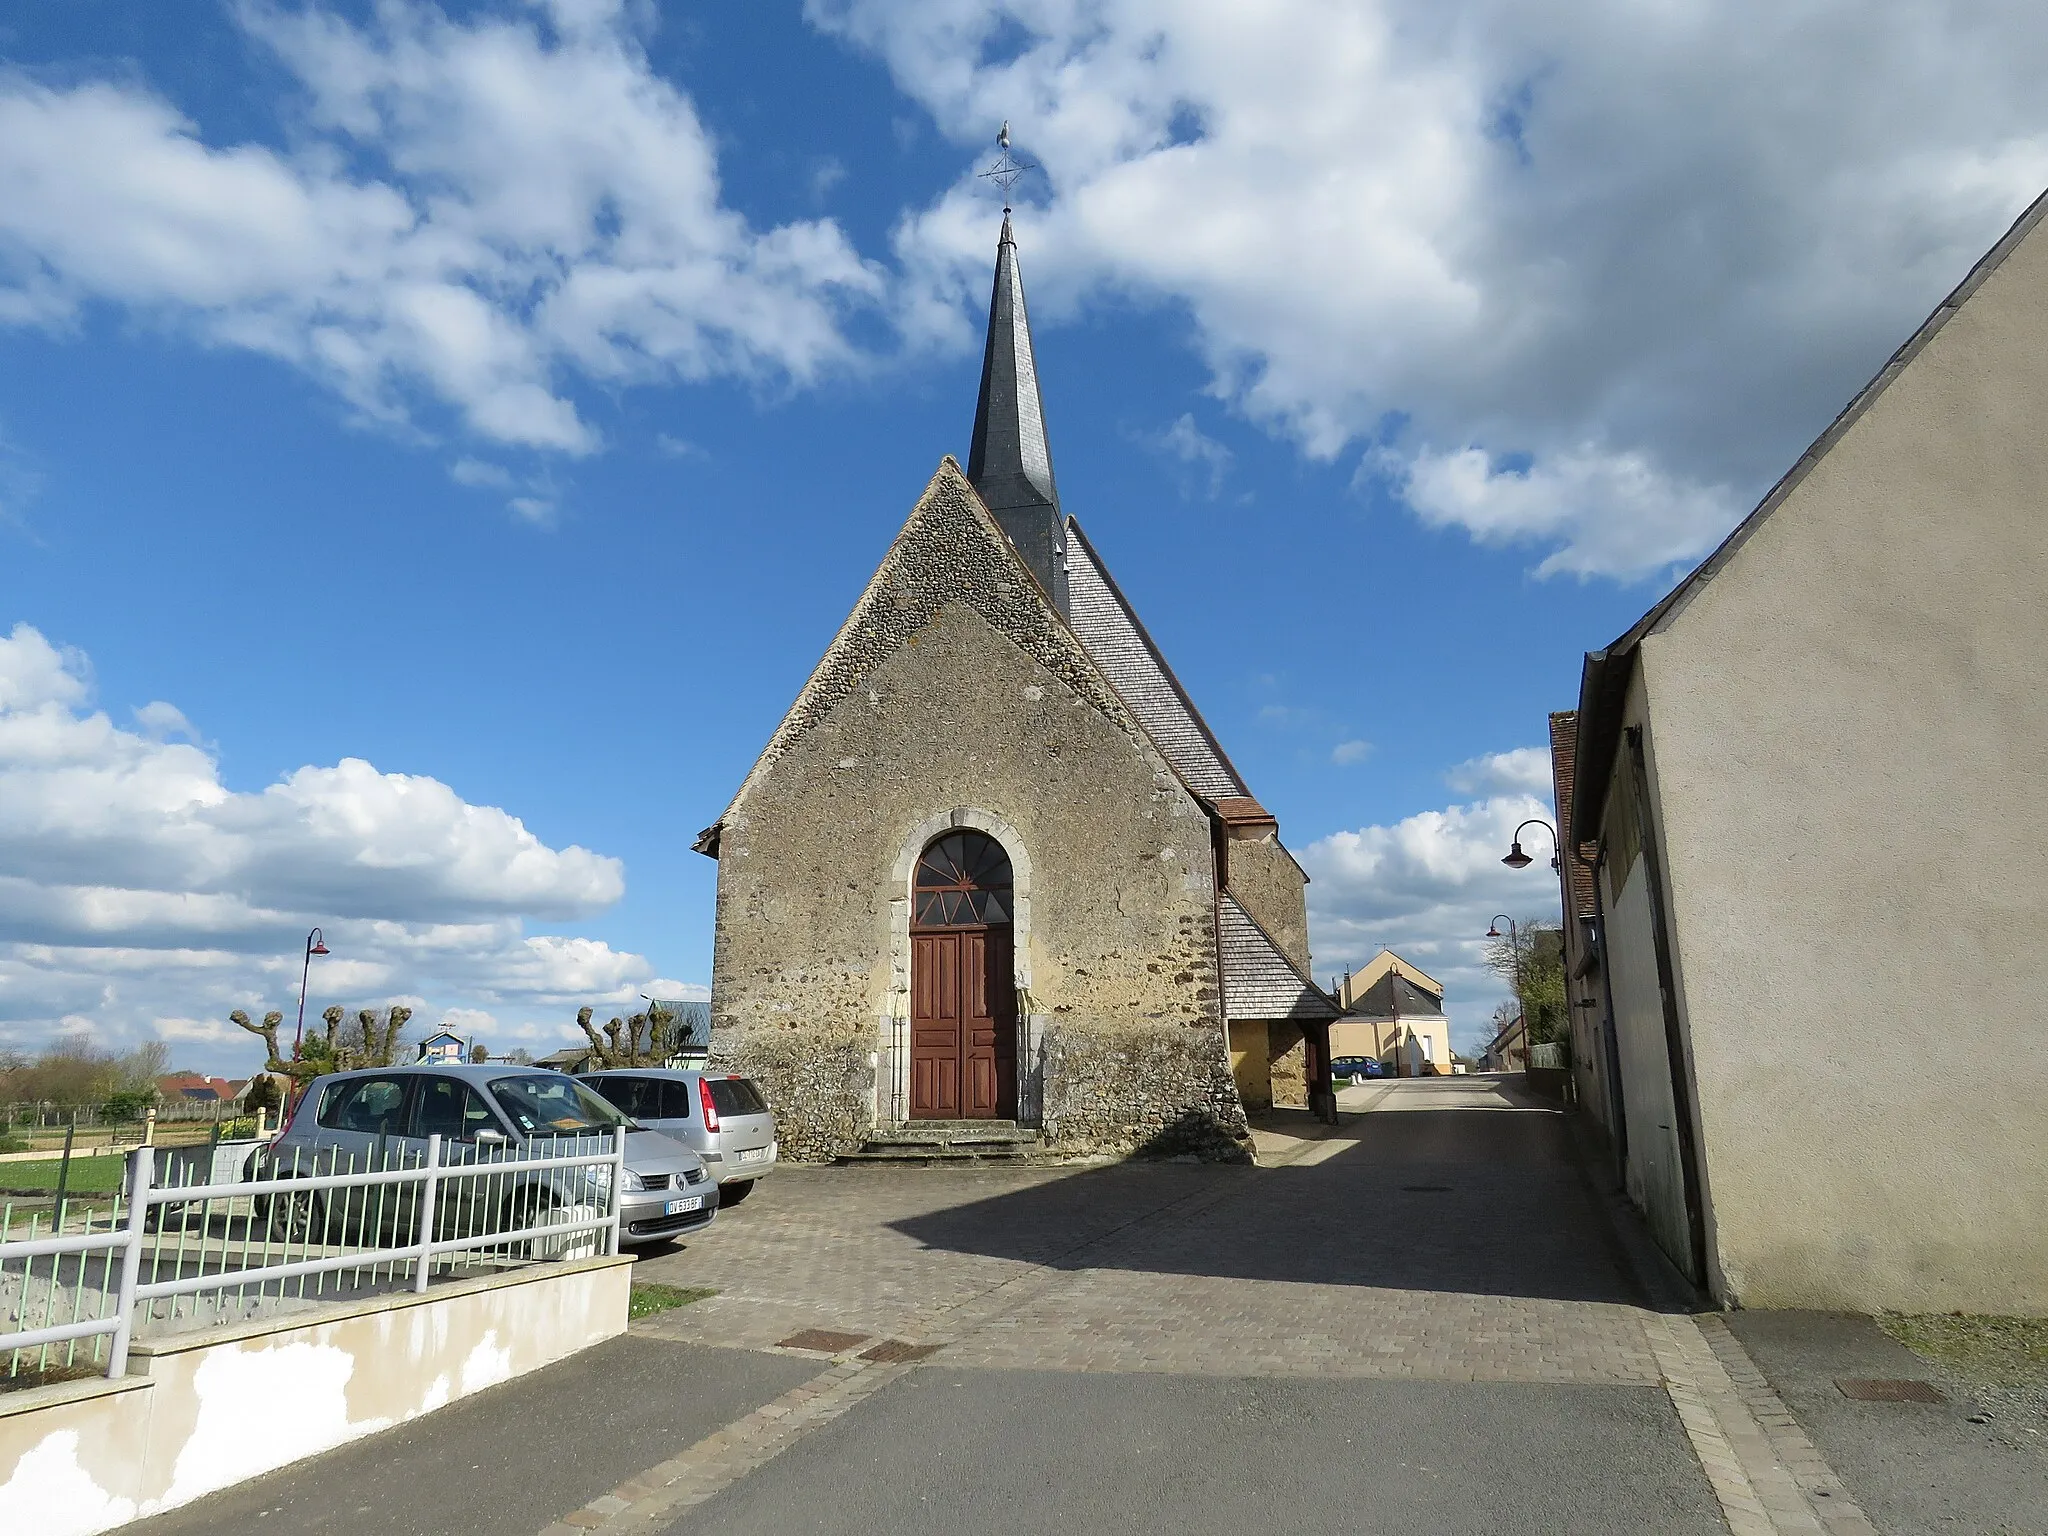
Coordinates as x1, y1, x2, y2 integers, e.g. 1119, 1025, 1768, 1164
910, 830, 1017, 1119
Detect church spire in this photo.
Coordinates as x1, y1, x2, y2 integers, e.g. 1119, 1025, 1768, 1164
967, 200, 1068, 615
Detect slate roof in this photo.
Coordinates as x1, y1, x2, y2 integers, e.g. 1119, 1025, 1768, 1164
1065, 519, 1250, 802
967, 211, 1069, 614
1346, 971, 1447, 1021
1218, 892, 1339, 1022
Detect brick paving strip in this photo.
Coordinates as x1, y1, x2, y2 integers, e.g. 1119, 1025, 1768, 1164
1641, 1312, 1879, 1536
535, 1353, 916, 1536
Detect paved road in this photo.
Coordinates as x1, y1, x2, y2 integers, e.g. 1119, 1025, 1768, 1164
131, 1075, 2038, 1536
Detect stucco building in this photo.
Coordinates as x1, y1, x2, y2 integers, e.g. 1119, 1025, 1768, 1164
695, 213, 1335, 1162
1332, 953, 1451, 1075
1565, 190, 2048, 1313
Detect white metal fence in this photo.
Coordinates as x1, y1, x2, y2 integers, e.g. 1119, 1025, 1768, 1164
1, 1130, 625, 1383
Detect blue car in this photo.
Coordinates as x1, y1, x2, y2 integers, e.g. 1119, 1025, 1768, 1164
1331, 1055, 1386, 1084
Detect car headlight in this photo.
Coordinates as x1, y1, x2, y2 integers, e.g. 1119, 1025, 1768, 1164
619, 1168, 646, 1193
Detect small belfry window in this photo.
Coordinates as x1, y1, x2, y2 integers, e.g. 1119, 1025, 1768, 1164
914, 830, 1014, 927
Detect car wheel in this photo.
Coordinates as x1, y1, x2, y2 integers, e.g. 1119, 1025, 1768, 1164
266, 1183, 325, 1245
720, 1179, 755, 1206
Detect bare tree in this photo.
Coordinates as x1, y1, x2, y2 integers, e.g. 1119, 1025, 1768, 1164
574, 1005, 678, 1068
233, 1003, 417, 1091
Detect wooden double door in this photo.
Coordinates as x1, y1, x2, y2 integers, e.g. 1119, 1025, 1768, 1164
910, 924, 1016, 1119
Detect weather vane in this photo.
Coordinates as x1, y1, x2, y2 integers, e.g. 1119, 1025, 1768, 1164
978, 121, 1035, 211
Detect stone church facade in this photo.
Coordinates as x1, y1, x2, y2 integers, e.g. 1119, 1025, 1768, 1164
695, 214, 1335, 1162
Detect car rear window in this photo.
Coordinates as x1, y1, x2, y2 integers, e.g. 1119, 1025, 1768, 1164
583, 1076, 692, 1121
708, 1078, 768, 1118
317, 1076, 409, 1135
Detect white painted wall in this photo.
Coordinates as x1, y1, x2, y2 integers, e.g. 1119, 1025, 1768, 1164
1603, 856, 1693, 1282
0, 1256, 632, 1536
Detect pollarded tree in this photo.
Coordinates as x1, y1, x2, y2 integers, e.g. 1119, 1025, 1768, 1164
232, 1003, 417, 1092
574, 1005, 678, 1068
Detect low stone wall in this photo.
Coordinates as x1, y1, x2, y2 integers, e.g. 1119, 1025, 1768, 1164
0, 1254, 632, 1536
716, 1031, 874, 1164
1042, 1021, 1251, 1162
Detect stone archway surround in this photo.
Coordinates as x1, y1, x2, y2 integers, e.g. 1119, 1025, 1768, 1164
880, 808, 1043, 1128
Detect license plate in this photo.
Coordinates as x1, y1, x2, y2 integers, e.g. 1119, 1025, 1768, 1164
737, 1147, 768, 1163
665, 1196, 704, 1215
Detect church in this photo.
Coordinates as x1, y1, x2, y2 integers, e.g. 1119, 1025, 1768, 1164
695, 210, 1337, 1162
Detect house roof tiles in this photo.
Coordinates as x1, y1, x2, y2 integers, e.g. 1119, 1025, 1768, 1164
1218, 892, 1339, 1022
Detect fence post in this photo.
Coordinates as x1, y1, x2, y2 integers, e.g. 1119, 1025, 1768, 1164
142, 1109, 157, 1148
52, 1120, 76, 1234
107, 1146, 152, 1378
608, 1128, 626, 1256
412, 1134, 441, 1294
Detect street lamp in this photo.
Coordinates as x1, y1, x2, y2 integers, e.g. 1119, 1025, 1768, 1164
292, 928, 330, 1058
1502, 818, 1559, 872
1487, 914, 1523, 1066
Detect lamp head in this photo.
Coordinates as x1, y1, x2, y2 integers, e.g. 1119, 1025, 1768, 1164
1485, 924, 1502, 938
1502, 841, 1533, 870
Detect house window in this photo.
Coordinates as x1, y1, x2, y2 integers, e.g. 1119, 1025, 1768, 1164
914, 831, 1014, 927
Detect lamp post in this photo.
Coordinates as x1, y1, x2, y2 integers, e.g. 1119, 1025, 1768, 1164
1501, 818, 1559, 872
1487, 914, 1522, 1067
293, 928, 330, 1058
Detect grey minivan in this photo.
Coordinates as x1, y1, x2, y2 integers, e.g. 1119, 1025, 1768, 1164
257, 1064, 718, 1247
578, 1069, 778, 1204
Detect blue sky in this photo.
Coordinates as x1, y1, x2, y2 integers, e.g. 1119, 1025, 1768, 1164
2, 1, 2043, 1067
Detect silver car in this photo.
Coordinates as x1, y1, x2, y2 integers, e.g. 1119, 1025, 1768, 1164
257, 1064, 718, 1247
578, 1069, 778, 1204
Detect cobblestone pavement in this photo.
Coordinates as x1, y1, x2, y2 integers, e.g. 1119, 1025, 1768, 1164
633, 1075, 1661, 1384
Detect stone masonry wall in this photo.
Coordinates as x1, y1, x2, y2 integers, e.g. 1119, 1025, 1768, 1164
1224, 834, 1313, 976
708, 464, 1247, 1161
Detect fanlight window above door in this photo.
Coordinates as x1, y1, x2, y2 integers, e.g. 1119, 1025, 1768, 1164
914, 831, 1014, 927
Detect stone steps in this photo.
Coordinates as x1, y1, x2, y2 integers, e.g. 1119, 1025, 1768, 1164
837, 1120, 1048, 1166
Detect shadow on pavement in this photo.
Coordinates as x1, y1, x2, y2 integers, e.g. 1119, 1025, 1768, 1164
890, 1094, 1650, 1305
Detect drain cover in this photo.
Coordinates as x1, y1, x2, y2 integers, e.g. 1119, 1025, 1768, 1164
1400, 1184, 1453, 1193
1835, 1378, 1947, 1403
777, 1328, 871, 1354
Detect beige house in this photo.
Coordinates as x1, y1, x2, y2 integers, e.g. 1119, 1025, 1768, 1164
1333, 953, 1451, 1075
694, 213, 1336, 1162
1566, 190, 2048, 1313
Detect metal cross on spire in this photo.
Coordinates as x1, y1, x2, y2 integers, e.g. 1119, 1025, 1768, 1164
978, 121, 1036, 211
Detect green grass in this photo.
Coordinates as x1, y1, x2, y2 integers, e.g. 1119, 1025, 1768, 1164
629, 1283, 716, 1321
1880, 1313, 2048, 1387
0, 1157, 126, 1195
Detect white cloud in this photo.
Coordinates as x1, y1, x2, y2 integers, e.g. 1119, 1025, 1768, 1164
817, 0, 2048, 578
1330, 739, 1373, 767
1301, 783, 1562, 1051
0, 622, 680, 1069
1380, 444, 1744, 582
131, 701, 200, 742
1444, 745, 1552, 797
1147, 413, 1232, 498
0, 3, 884, 452
449, 457, 515, 489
